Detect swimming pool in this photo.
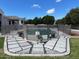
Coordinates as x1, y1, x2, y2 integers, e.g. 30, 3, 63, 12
4, 25, 70, 56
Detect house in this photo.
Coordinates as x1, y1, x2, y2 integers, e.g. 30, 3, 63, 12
0, 9, 25, 34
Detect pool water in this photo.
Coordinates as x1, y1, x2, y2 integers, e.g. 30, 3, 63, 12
27, 28, 51, 35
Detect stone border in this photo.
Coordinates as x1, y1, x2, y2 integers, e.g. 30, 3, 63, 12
4, 36, 70, 56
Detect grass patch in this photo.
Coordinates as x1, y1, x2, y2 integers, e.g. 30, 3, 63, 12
0, 37, 4, 48
0, 37, 79, 59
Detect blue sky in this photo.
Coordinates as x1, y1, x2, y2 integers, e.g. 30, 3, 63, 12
0, 0, 79, 20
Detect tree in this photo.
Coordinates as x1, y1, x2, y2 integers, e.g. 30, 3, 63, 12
25, 19, 33, 24
64, 8, 79, 25
42, 15, 55, 25
24, 15, 55, 25
32, 17, 40, 25
56, 18, 65, 24
56, 8, 79, 25
37, 17, 42, 24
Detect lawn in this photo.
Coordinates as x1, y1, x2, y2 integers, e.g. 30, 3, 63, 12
0, 37, 79, 59
0, 37, 4, 48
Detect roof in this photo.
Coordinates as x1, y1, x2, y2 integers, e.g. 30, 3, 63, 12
0, 9, 4, 14
5, 16, 20, 21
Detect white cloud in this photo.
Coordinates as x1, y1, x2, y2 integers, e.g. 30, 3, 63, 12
32, 4, 41, 8
46, 8, 55, 14
56, 0, 62, 2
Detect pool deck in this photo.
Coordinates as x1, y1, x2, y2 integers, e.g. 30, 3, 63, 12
4, 31, 70, 56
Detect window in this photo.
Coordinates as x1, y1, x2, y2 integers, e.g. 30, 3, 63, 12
9, 21, 11, 25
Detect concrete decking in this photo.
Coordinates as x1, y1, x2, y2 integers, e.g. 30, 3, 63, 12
4, 31, 70, 56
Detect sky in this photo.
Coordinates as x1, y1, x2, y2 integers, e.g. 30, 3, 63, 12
0, 0, 79, 20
